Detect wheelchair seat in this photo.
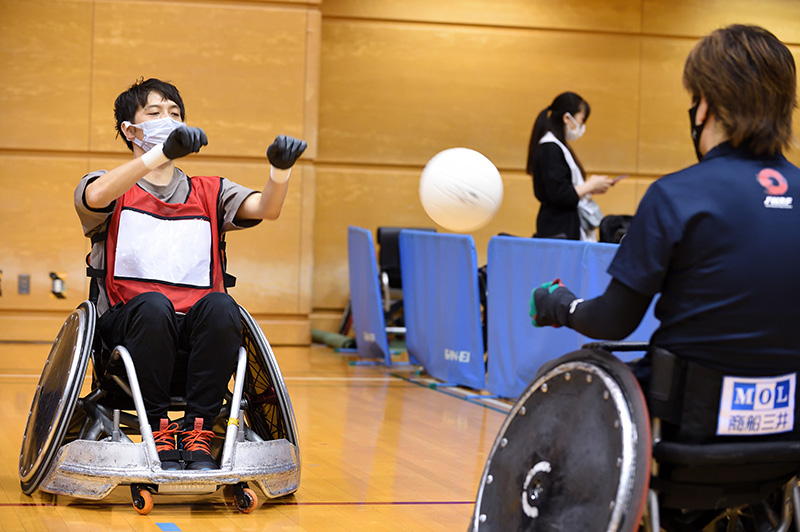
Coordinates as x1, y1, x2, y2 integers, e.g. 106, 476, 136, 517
18, 301, 300, 515
376, 226, 435, 323
470, 343, 800, 532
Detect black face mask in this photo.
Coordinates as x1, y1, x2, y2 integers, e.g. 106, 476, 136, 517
688, 103, 706, 162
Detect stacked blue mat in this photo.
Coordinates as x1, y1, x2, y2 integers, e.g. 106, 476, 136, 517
346, 227, 659, 399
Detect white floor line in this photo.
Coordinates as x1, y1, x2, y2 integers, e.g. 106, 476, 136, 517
283, 376, 396, 382
0, 375, 400, 382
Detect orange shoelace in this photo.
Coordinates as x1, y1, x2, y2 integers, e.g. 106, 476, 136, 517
181, 418, 215, 454
153, 420, 180, 452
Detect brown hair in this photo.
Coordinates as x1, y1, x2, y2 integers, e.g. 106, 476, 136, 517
683, 24, 796, 156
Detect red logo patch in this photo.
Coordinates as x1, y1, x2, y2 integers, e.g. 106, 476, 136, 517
758, 168, 788, 195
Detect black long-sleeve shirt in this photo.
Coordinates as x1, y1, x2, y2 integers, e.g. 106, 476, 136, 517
566, 279, 653, 340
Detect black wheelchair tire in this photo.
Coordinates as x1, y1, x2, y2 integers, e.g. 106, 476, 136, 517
18, 301, 95, 495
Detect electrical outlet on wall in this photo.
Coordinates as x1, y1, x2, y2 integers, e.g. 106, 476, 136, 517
18, 274, 30, 295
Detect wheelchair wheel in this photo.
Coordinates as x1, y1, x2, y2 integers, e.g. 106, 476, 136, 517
239, 307, 299, 449
470, 348, 651, 532
19, 301, 95, 495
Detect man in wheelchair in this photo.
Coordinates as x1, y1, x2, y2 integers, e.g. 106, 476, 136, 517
75, 78, 306, 471
530, 23, 798, 441
519, 24, 799, 531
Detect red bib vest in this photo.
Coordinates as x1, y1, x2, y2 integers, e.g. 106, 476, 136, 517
104, 176, 226, 313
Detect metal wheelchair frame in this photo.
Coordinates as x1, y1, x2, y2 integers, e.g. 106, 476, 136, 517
19, 301, 300, 514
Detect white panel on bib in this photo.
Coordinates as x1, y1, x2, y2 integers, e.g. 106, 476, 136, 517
716, 373, 795, 436
115, 209, 212, 287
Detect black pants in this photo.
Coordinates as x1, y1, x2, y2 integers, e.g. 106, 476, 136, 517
98, 291, 241, 430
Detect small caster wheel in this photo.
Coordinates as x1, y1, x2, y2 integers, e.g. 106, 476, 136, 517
131, 484, 154, 515
233, 483, 258, 513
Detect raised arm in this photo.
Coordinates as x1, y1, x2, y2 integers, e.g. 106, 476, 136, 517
235, 135, 307, 221
84, 126, 208, 209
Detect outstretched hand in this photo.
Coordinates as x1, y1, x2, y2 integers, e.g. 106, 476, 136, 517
267, 135, 307, 169
163, 126, 208, 160
529, 279, 581, 328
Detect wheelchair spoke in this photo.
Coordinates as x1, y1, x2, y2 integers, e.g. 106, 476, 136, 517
241, 328, 287, 442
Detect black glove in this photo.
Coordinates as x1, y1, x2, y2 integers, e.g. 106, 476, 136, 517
163, 125, 208, 160
267, 135, 307, 169
529, 279, 582, 328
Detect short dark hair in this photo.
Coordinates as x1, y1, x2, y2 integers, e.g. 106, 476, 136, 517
113, 78, 186, 151
683, 24, 797, 156
527, 92, 591, 177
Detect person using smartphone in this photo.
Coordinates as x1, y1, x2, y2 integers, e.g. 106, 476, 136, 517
526, 92, 615, 241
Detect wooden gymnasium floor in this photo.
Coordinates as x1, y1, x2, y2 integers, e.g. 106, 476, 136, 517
0, 341, 507, 531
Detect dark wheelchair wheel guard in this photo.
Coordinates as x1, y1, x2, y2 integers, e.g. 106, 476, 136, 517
470, 348, 651, 532
19, 301, 95, 495
239, 307, 299, 449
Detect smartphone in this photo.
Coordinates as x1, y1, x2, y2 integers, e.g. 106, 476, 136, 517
612, 174, 628, 184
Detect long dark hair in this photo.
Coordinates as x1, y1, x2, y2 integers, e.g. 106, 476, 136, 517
526, 92, 590, 177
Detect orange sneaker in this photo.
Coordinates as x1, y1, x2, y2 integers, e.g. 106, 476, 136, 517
153, 418, 182, 470
179, 418, 218, 470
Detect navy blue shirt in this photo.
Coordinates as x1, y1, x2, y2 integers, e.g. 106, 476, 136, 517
609, 142, 800, 372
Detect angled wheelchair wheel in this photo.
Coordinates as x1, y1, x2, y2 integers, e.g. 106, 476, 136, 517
239, 307, 299, 449
470, 348, 651, 532
19, 301, 96, 495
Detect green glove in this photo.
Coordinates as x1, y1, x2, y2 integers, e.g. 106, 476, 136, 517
529, 278, 580, 328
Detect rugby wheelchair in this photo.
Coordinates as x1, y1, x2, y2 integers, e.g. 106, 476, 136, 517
470, 343, 800, 531
18, 300, 300, 514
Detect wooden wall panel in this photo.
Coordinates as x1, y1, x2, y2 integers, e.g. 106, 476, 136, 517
0, 0, 320, 344
322, 0, 643, 33
89, 1, 311, 156
637, 37, 699, 176
314, 5, 800, 320
311, 165, 655, 311
638, 40, 800, 173
594, 176, 646, 219
0, 1, 93, 151
297, 163, 317, 314
319, 20, 642, 173
304, 9, 323, 163
313, 166, 426, 311
0, 156, 91, 312
2, 0, 799, 343
312, 166, 535, 310
643, 0, 800, 43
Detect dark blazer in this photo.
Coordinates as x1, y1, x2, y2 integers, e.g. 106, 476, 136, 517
532, 141, 581, 239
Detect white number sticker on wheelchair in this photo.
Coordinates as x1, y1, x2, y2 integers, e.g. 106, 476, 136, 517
716, 373, 795, 436
115, 209, 212, 287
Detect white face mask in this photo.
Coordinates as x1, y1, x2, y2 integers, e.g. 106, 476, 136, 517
123, 116, 183, 152
564, 113, 586, 141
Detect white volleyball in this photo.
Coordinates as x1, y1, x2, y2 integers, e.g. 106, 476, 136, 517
419, 148, 503, 232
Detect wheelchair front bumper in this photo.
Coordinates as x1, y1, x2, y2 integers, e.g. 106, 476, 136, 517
39, 437, 300, 500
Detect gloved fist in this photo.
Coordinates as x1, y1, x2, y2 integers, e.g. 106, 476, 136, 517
529, 278, 581, 328
267, 135, 307, 169
163, 125, 208, 160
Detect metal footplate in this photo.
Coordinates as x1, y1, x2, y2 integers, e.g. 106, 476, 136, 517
38, 438, 300, 499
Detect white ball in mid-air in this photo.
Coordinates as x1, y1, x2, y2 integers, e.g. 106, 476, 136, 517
419, 148, 503, 232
